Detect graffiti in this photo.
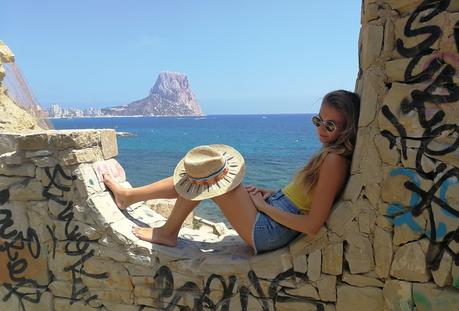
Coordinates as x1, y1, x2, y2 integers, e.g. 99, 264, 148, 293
382, 0, 459, 270
0, 190, 49, 310
152, 265, 324, 311
41, 164, 109, 306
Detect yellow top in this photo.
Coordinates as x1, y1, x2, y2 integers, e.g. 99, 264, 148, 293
282, 179, 314, 213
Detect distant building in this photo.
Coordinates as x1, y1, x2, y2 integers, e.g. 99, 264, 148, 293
50, 104, 61, 117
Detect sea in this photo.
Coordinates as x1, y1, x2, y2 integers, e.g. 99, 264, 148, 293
51, 114, 320, 224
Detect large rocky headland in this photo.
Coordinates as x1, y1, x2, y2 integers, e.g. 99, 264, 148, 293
102, 71, 203, 116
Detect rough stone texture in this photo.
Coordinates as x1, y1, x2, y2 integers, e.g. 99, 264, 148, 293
383, 280, 413, 311
317, 274, 337, 302
100, 129, 118, 159
413, 283, 459, 311
374, 226, 393, 278
1, 2, 459, 310
307, 249, 322, 281
345, 233, 374, 274
390, 241, 430, 282
322, 242, 343, 275
432, 252, 453, 287
336, 285, 383, 311
342, 271, 384, 288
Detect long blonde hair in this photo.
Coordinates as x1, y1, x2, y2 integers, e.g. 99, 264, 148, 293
295, 90, 360, 193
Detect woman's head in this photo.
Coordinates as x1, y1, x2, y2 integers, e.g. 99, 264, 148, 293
296, 90, 360, 193
314, 90, 360, 153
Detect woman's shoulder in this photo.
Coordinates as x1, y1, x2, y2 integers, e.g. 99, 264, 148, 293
322, 153, 350, 170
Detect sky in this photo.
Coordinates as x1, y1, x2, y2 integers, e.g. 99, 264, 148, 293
0, 1, 362, 114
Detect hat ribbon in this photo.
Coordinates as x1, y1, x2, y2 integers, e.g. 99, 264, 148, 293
188, 162, 229, 185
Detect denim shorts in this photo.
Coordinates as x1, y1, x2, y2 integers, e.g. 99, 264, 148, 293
251, 190, 302, 254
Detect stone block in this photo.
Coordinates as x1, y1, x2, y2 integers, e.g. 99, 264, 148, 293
93, 158, 126, 183
86, 191, 126, 227
326, 201, 355, 237
0, 151, 25, 165
374, 226, 393, 278
0, 285, 19, 309
376, 214, 393, 231
393, 220, 425, 246
54, 298, 98, 311
382, 280, 413, 311
74, 163, 105, 198
48, 280, 74, 298
432, 252, 452, 287
317, 274, 336, 302
342, 173, 364, 202
16, 133, 50, 151
0, 175, 25, 188
0, 162, 36, 177
49, 251, 82, 281
49, 130, 101, 150
358, 210, 371, 234
0, 238, 49, 285
381, 173, 412, 205
453, 262, 459, 289
1, 289, 54, 311
336, 285, 383, 311
31, 156, 59, 167
288, 227, 327, 257
360, 23, 383, 70
359, 68, 385, 127
284, 282, 319, 300
58, 147, 104, 166
9, 179, 45, 201
322, 242, 343, 275
345, 234, 374, 274
88, 287, 133, 305
342, 271, 384, 287
81, 257, 132, 290
390, 241, 430, 282
394, 12, 443, 57
100, 129, 118, 159
307, 249, 321, 281
276, 300, 318, 311
0, 133, 19, 155
412, 283, 459, 311
100, 302, 141, 311
374, 133, 400, 166
0, 202, 29, 232
249, 247, 292, 280
293, 254, 308, 274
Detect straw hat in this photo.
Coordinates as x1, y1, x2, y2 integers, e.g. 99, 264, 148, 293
173, 145, 245, 201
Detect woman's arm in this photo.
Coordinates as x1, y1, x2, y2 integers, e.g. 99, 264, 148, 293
249, 153, 349, 235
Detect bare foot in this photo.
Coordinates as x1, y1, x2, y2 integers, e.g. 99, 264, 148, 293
132, 226, 177, 247
103, 173, 132, 209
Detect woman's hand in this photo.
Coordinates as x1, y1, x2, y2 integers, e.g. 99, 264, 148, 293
245, 185, 273, 199
248, 191, 269, 212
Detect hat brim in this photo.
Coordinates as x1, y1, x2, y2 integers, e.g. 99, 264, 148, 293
173, 144, 245, 201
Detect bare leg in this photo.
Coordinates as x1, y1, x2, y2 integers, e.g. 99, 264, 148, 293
132, 195, 200, 246
212, 184, 258, 248
104, 175, 177, 209
131, 184, 258, 249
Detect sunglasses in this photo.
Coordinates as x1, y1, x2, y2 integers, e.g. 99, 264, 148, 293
312, 115, 337, 132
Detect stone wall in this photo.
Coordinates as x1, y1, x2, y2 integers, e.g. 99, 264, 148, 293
0, 1, 458, 310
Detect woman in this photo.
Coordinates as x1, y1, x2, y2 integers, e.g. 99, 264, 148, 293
104, 90, 360, 254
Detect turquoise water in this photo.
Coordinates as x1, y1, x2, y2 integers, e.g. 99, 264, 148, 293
51, 114, 320, 223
